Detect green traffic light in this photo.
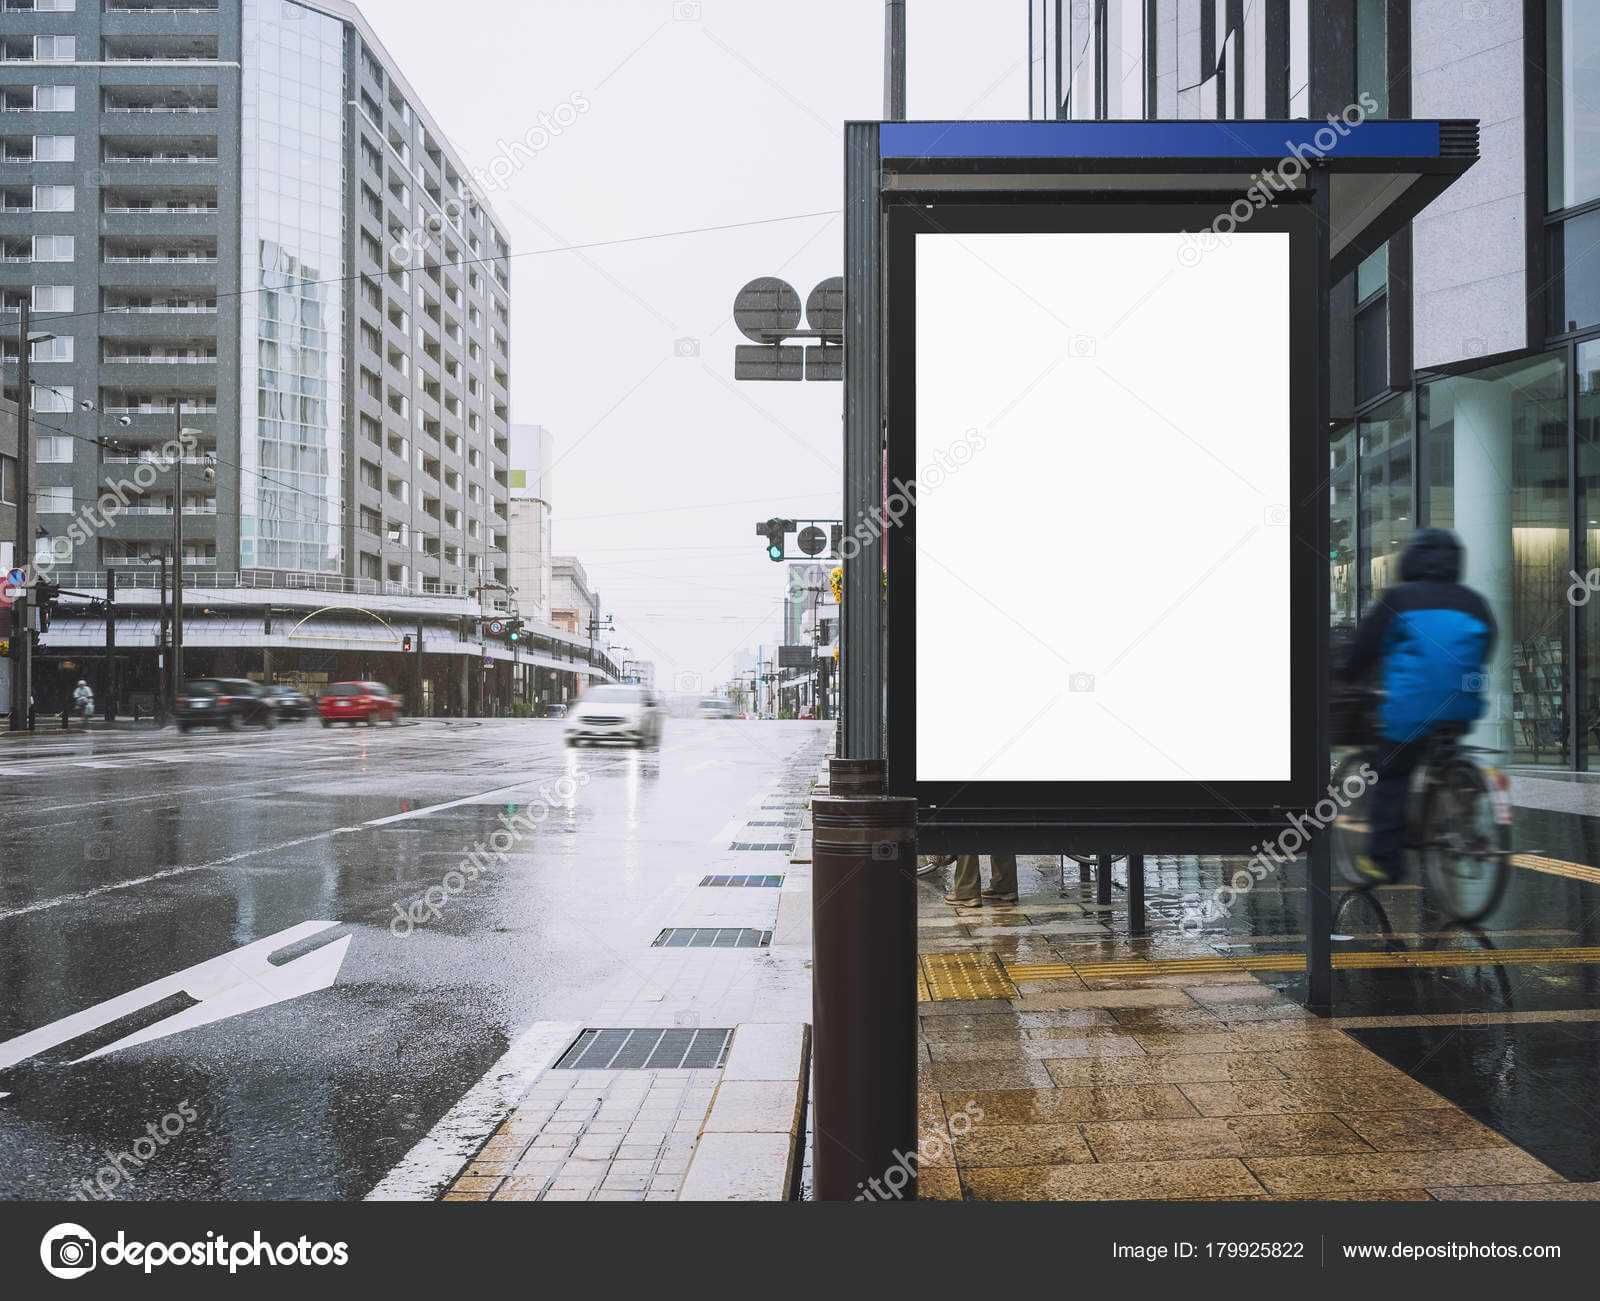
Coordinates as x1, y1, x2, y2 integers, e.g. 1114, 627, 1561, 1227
767, 544, 783, 562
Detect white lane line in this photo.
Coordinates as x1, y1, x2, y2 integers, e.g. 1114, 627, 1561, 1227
361, 775, 566, 827
365, 1020, 581, 1201
0, 827, 360, 922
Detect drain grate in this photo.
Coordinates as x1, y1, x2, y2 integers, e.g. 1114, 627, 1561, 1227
653, 927, 772, 948
730, 841, 793, 852
747, 819, 800, 827
553, 1026, 734, 1070
699, 873, 785, 887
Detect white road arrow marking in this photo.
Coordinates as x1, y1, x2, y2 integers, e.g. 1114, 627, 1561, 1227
0, 920, 351, 1072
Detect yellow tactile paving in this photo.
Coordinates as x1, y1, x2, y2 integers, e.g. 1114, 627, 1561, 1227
921, 951, 1018, 1001
1006, 946, 1600, 983
1511, 853, 1600, 887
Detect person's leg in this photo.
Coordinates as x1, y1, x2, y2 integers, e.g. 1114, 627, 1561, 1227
1364, 735, 1426, 882
983, 854, 1018, 901
945, 855, 982, 906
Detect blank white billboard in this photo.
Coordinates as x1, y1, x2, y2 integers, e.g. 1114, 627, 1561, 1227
914, 230, 1292, 783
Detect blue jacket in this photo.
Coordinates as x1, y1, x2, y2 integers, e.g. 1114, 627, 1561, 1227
1342, 529, 1496, 743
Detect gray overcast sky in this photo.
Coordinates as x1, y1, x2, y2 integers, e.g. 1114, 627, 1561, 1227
362, 0, 1025, 688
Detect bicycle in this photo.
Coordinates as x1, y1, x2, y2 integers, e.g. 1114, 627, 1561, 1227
1330, 713, 1515, 924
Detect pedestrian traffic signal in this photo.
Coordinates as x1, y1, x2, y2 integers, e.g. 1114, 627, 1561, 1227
402, 634, 413, 653
756, 518, 794, 562
35, 578, 60, 633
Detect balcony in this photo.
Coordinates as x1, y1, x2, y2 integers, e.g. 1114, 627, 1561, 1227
103, 86, 218, 114
102, 136, 219, 167
101, 35, 220, 62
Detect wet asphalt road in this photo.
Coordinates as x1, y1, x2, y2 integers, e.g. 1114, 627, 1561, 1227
0, 717, 829, 1200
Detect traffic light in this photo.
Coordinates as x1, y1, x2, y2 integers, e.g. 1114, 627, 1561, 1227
35, 578, 60, 634
756, 518, 794, 562
402, 634, 413, 653
506, 619, 525, 644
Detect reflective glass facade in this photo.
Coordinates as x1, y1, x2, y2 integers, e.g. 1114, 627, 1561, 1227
238, 0, 346, 573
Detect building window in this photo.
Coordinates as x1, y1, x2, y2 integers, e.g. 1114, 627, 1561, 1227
0, 451, 15, 503
34, 85, 73, 111
1331, 423, 1358, 628
32, 234, 73, 261
1546, 0, 1600, 336
33, 35, 74, 62
32, 284, 70, 311
35, 434, 72, 462
32, 184, 72, 212
30, 334, 71, 362
1357, 392, 1414, 599
1547, 207, 1600, 337
1423, 351, 1570, 766
33, 134, 72, 162
36, 485, 71, 514
31, 383, 71, 412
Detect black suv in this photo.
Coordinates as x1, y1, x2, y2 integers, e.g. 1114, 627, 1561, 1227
175, 679, 276, 732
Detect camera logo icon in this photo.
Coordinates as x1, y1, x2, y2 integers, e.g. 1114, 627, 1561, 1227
41, 1224, 97, 1279
1462, 672, 1488, 691
673, 336, 700, 358
1263, 503, 1290, 526
870, 839, 899, 862
1068, 672, 1096, 693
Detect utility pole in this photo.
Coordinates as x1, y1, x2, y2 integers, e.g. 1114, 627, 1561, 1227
155, 549, 169, 725
10, 302, 31, 731
170, 400, 184, 712
884, 0, 906, 120
103, 566, 116, 721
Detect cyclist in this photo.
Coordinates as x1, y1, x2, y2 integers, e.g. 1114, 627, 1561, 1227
1340, 528, 1496, 886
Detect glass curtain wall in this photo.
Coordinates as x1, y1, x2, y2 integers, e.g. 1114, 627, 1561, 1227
1421, 353, 1570, 765
1357, 394, 1414, 598
1547, 0, 1600, 337
1577, 342, 1600, 764
238, 0, 347, 574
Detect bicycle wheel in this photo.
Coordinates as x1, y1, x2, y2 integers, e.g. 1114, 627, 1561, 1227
1329, 749, 1377, 887
1418, 758, 1511, 924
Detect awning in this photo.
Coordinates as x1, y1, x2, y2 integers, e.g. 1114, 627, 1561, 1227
873, 118, 1479, 283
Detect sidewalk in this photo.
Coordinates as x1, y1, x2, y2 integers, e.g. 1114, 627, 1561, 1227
914, 856, 1600, 1201
371, 729, 829, 1203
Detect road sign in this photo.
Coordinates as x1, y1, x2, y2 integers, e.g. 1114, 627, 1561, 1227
779, 644, 812, 669
487, 619, 506, 636
797, 525, 827, 556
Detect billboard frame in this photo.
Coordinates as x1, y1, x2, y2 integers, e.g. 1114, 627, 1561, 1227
884, 195, 1322, 854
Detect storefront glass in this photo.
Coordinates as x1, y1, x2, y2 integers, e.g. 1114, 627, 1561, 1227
1330, 423, 1358, 631
1577, 341, 1600, 765
1357, 393, 1414, 599
1421, 352, 1570, 765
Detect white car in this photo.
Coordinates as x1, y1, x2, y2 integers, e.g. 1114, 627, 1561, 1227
565, 684, 665, 748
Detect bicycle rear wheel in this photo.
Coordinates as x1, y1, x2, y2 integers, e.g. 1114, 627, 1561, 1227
1418, 759, 1511, 924
1329, 749, 1377, 886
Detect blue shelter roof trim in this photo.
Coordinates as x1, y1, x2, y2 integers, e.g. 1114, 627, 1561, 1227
879, 120, 1447, 163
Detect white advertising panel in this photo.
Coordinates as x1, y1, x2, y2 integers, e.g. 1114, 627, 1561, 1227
914, 230, 1292, 783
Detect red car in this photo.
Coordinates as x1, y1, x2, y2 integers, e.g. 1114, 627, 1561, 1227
317, 681, 401, 727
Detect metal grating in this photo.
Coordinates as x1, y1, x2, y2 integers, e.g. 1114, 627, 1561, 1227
553, 1026, 734, 1070
699, 873, 785, 887
730, 841, 793, 852
652, 927, 772, 948
747, 819, 801, 827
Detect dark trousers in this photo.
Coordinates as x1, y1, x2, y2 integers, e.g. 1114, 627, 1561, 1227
1369, 734, 1431, 873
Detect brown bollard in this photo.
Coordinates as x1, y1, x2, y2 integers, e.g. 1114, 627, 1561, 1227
810, 783, 917, 1202
827, 757, 886, 797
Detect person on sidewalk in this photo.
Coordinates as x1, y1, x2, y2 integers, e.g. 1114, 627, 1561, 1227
944, 854, 1018, 908
72, 680, 94, 720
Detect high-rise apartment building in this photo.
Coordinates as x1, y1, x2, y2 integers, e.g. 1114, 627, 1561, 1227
0, 0, 512, 594
1030, 0, 1600, 771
